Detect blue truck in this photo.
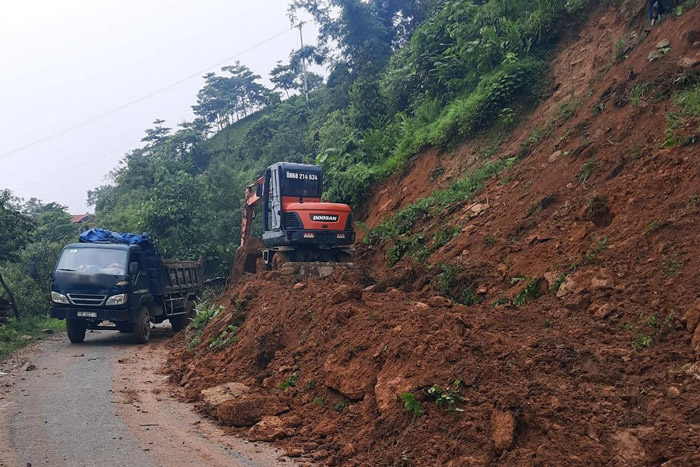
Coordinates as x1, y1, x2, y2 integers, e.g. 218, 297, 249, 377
33, 229, 203, 344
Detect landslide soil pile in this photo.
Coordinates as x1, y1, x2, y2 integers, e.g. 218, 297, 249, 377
167, 5, 700, 466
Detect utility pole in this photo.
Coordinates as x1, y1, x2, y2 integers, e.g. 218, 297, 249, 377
297, 22, 309, 102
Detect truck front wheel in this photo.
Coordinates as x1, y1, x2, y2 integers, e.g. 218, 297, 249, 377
66, 319, 86, 344
133, 306, 151, 344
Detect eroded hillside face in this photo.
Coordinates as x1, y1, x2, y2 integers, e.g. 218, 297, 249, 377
167, 5, 700, 466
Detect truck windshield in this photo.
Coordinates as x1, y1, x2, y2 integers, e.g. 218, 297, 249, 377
282, 170, 322, 198
56, 248, 128, 275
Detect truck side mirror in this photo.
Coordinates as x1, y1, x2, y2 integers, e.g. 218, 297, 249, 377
29, 262, 38, 280
129, 262, 139, 275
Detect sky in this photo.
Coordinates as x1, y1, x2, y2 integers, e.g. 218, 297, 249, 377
0, 0, 318, 213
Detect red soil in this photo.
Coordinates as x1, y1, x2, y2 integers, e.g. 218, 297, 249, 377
166, 4, 700, 466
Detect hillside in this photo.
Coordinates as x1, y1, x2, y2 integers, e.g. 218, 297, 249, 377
165, 3, 700, 466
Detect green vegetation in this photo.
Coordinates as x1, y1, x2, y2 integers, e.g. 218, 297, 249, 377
645, 219, 667, 235
576, 158, 597, 183
428, 380, 466, 413
400, 392, 424, 417
630, 83, 654, 106
278, 373, 298, 390
186, 304, 223, 351
313, 396, 325, 407
0, 317, 65, 361
624, 311, 675, 350
512, 279, 541, 306
208, 324, 239, 349
0, 193, 76, 322
585, 236, 608, 263
665, 78, 700, 147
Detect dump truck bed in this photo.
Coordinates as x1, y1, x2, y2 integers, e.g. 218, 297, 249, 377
163, 260, 204, 297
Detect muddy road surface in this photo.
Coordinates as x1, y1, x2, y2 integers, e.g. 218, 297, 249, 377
0, 328, 288, 467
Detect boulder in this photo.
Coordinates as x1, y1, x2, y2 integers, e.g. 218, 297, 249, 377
329, 285, 363, 304
324, 353, 376, 400
216, 394, 288, 427
249, 416, 290, 441
201, 382, 250, 413
591, 269, 614, 290
593, 303, 615, 320
491, 410, 516, 453
548, 150, 563, 163
374, 371, 412, 416
427, 296, 453, 308
682, 303, 700, 334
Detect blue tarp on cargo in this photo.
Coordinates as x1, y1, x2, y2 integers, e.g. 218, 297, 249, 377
79, 228, 156, 256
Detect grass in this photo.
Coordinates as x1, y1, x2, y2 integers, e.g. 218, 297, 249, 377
0, 316, 65, 362
278, 373, 298, 390
576, 158, 596, 183
401, 392, 424, 417
208, 324, 239, 349
664, 78, 700, 147
186, 304, 223, 351
630, 83, 654, 106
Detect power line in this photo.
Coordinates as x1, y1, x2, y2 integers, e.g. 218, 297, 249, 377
0, 27, 293, 163
13, 141, 142, 193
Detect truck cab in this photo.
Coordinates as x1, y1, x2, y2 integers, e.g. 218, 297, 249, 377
49, 243, 156, 343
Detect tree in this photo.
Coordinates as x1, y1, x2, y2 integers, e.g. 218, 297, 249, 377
0, 190, 35, 319
270, 61, 298, 98
193, 62, 271, 130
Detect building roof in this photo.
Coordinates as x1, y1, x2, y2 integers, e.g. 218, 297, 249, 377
71, 214, 93, 224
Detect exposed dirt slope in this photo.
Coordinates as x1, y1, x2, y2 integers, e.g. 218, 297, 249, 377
166, 5, 700, 466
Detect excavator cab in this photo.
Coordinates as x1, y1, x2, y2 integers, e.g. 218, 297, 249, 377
240, 162, 354, 268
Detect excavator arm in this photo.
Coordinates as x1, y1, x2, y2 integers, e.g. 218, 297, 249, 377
240, 174, 265, 247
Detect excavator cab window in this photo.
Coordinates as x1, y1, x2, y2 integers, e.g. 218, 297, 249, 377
280, 167, 322, 198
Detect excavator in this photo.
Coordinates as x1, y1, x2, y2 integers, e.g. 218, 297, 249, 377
236, 162, 355, 273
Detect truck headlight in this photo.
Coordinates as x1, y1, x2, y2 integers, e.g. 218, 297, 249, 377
105, 294, 128, 306
51, 292, 70, 305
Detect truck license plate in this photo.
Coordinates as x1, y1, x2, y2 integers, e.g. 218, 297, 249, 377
77, 311, 97, 318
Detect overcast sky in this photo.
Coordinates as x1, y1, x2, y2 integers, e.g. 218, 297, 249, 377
0, 0, 317, 213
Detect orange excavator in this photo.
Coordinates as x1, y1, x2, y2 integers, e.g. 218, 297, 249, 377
237, 162, 354, 272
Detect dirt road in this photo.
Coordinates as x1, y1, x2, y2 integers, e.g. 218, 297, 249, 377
0, 328, 289, 467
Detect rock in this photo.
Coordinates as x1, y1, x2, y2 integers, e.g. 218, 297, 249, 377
363, 285, 376, 293
491, 410, 516, 453
249, 416, 289, 441
591, 269, 614, 290
691, 325, 700, 355
427, 296, 452, 308
611, 430, 647, 465
25, 364, 37, 372
216, 394, 288, 427
286, 448, 303, 458
667, 386, 681, 399
414, 302, 429, 311
683, 304, 700, 334
293, 282, 306, 290
678, 57, 700, 68
20, 335, 32, 341
40, 329, 54, 335
312, 418, 338, 437
329, 285, 363, 304
544, 272, 559, 290
470, 203, 489, 216
548, 150, 563, 163
374, 371, 412, 416
593, 303, 614, 320
237, 282, 259, 300
656, 39, 670, 49
324, 353, 375, 400
201, 382, 250, 412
